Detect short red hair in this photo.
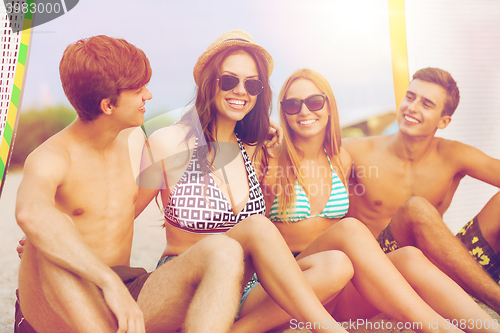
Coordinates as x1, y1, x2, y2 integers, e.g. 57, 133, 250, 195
59, 35, 152, 121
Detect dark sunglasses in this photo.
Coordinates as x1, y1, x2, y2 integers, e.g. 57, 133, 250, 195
280, 94, 327, 115
218, 74, 263, 96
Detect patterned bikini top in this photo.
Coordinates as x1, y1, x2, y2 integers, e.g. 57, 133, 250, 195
268, 149, 349, 223
164, 133, 266, 233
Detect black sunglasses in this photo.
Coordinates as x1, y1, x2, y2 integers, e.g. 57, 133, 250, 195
280, 94, 327, 115
218, 74, 263, 96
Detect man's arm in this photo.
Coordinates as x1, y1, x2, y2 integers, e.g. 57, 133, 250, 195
16, 147, 145, 333
444, 140, 500, 187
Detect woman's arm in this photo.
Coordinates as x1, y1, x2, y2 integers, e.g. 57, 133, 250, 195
135, 124, 191, 218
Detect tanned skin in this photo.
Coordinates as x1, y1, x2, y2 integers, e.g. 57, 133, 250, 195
344, 78, 500, 313
16, 86, 245, 333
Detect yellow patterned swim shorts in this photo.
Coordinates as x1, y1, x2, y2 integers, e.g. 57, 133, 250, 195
456, 216, 500, 284
377, 216, 500, 284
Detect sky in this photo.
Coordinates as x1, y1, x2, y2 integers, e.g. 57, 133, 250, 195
21, 0, 396, 126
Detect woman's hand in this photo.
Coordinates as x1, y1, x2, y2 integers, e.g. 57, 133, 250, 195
265, 119, 283, 156
17, 235, 26, 259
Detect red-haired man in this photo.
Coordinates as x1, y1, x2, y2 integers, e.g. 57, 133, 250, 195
15, 35, 244, 333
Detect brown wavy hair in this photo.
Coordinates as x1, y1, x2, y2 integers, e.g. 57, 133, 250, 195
179, 46, 272, 173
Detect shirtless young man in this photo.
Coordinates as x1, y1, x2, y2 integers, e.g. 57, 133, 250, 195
14, 35, 244, 333
343, 67, 500, 314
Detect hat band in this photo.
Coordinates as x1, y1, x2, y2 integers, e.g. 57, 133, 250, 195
223, 38, 250, 44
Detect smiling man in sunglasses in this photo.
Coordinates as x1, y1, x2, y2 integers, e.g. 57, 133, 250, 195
343, 67, 500, 314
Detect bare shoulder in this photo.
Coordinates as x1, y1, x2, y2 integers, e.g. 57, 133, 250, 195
436, 138, 490, 165
29, 132, 71, 167
342, 135, 390, 157
339, 146, 352, 166
122, 127, 146, 179
123, 127, 146, 146
122, 126, 146, 156
147, 123, 191, 157
342, 135, 375, 150
22, 134, 72, 190
436, 138, 470, 154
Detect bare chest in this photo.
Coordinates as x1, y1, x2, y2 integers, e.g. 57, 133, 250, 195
352, 156, 455, 211
55, 152, 138, 221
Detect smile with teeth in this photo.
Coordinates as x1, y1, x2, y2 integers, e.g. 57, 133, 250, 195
227, 99, 246, 107
299, 119, 317, 125
404, 115, 420, 124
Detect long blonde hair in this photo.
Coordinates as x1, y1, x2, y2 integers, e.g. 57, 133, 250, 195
276, 69, 345, 221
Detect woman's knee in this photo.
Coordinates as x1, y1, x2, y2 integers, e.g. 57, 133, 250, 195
301, 251, 354, 297
388, 246, 427, 274
325, 218, 372, 244
198, 235, 244, 278
200, 235, 243, 262
231, 214, 282, 243
324, 250, 354, 282
305, 251, 354, 284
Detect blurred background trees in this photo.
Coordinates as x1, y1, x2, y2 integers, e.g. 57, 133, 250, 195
9, 105, 76, 169
8, 103, 393, 170
8, 105, 177, 170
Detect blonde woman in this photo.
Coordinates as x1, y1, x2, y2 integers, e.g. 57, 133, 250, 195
231, 69, 498, 333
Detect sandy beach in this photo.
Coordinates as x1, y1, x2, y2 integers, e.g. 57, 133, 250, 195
1, 170, 498, 333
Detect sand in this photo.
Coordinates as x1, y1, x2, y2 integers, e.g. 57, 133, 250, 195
1, 171, 498, 333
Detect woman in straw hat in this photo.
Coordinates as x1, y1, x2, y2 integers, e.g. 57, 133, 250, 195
231, 69, 500, 332
137, 31, 354, 332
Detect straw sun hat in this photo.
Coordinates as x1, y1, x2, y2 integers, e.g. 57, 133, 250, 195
193, 29, 274, 86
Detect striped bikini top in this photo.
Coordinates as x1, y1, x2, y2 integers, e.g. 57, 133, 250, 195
268, 149, 349, 223
164, 133, 266, 233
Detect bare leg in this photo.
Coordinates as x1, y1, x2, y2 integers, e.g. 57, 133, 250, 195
138, 235, 244, 333
389, 247, 500, 333
19, 242, 118, 333
226, 214, 349, 333
390, 196, 500, 313
299, 218, 463, 333
231, 250, 353, 333
477, 192, 500, 254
